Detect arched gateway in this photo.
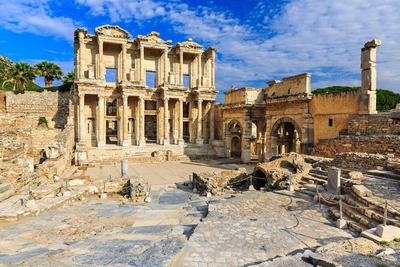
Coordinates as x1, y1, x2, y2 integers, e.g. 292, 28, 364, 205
271, 117, 302, 154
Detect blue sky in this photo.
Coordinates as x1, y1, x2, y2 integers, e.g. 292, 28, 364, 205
0, 0, 399, 103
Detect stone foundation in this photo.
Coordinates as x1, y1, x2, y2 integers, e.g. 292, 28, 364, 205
328, 152, 400, 172
193, 168, 247, 195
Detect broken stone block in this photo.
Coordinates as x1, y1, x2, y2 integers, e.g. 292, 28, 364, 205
348, 171, 363, 180
336, 219, 347, 229
375, 224, 400, 240
68, 179, 84, 186
352, 185, 372, 198
327, 167, 341, 195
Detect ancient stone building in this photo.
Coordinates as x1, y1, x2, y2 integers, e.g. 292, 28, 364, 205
73, 25, 218, 165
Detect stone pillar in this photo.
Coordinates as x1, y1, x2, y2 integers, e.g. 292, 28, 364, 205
121, 43, 127, 82
138, 96, 146, 146
98, 95, 105, 147
164, 48, 168, 84
209, 101, 215, 140
211, 50, 216, 87
121, 159, 129, 177
197, 53, 202, 86
78, 32, 85, 78
179, 50, 183, 85
197, 99, 203, 145
359, 39, 381, 115
179, 99, 184, 146
98, 39, 103, 79
241, 120, 251, 163
122, 96, 129, 147
79, 93, 85, 144
164, 97, 170, 145
140, 45, 144, 83
327, 167, 341, 194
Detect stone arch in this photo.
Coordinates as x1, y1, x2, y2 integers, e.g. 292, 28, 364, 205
270, 117, 302, 154
226, 120, 242, 158
252, 168, 267, 190
227, 120, 242, 134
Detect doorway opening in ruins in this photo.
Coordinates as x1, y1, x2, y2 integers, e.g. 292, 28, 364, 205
106, 120, 118, 145
145, 115, 157, 143
231, 136, 241, 157
271, 117, 301, 155
183, 121, 190, 142
252, 170, 267, 190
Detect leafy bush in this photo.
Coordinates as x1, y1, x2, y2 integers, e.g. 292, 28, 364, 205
38, 117, 49, 128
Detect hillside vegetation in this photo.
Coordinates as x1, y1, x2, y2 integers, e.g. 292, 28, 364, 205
312, 86, 400, 111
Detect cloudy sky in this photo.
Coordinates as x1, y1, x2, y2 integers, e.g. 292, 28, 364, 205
0, 0, 398, 102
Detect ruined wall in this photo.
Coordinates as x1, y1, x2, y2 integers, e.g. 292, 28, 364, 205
312, 135, 400, 158
224, 87, 264, 105
310, 90, 361, 144
5, 91, 70, 129
348, 113, 400, 136
266, 73, 310, 97
329, 152, 400, 172
193, 168, 247, 195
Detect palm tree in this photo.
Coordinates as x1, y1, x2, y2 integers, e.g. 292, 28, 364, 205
35, 61, 63, 87
62, 70, 75, 84
2, 61, 37, 91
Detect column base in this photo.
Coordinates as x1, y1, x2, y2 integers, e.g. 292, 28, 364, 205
163, 139, 170, 146
138, 140, 146, 147
196, 138, 204, 146
98, 140, 105, 148
178, 139, 185, 146
122, 140, 129, 147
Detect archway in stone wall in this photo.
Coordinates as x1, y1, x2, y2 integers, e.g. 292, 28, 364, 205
227, 120, 242, 157
271, 117, 302, 154
252, 169, 267, 190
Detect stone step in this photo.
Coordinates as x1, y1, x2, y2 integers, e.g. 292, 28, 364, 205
342, 204, 379, 229
309, 169, 328, 176
0, 188, 16, 203
366, 170, 400, 180
301, 174, 327, 185
344, 195, 400, 227
329, 206, 368, 234
350, 191, 400, 218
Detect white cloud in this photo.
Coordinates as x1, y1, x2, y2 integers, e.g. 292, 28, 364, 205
0, 0, 78, 41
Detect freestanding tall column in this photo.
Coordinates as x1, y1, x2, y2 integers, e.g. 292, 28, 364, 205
164, 98, 170, 145
179, 99, 184, 146
209, 101, 215, 140
122, 96, 129, 147
79, 93, 86, 144
197, 99, 203, 145
138, 96, 146, 146
98, 95, 105, 147
359, 39, 381, 115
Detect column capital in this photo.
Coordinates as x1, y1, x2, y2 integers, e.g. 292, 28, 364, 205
164, 97, 170, 101
78, 92, 85, 97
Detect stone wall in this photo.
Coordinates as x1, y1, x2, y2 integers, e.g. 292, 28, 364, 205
6, 91, 70, 129
328, 152, 400, 172
312, 135, 400, 158
193, 168, 247, 195
348, 113, 400, 136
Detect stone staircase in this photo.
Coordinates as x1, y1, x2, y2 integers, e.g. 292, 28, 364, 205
299, 167, 400, 236
0, 178, 15, 203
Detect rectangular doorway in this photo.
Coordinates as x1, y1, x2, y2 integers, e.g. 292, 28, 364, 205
145, 115, 157, 143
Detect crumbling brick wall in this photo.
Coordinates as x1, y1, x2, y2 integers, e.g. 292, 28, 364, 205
348, 114, 400, 136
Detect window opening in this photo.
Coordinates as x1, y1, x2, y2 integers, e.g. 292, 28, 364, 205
146, 71, 156, 88
105, 68, 117, 82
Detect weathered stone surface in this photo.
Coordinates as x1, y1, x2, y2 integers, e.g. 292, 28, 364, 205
327, 167, 341, 194
349, 171, 363, 180
352, 184, 372, 198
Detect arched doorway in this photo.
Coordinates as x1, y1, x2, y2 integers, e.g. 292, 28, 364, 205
252, 169, 267, 190
227, 120, 242, 158
271, 117, 302, 154
231, 136, 241, 157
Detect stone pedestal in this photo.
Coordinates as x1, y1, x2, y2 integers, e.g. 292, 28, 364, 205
196, 138, 203, 146
121, 159, 129, 177
376, 225, 400, 240
63, 191, 71, 197
248, 185, 255, 191
100, 193, 107, 199
336, 219, 347, 229
327, 167, 341, 194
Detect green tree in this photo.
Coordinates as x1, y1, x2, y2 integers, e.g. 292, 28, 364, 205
35, 61, 63, 87
62, 70, 75, 84
2, 61, 37, 91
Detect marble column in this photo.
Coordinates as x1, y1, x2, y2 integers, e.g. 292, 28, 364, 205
164, 48, 168, 84
209, 101, 215, 140
197, 99, 203, 145
164, 98, 170, 145
138, 96, 146, 146
122, 96, 129, 147
197, 53, 202, 86
179, 50, 183, 85
211, 50, 215, 87
98, 95, 105, 147
121, 43, 127, 82
79, 93, 85, 144
78, 32, 85, 78
98, 40, 103, 79
140, 45, 144, 83
179, 99, 184, 146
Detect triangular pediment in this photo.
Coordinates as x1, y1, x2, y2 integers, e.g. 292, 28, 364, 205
136, 31, 172, 45
95, 25, 130, 39
178, 38, 203, 50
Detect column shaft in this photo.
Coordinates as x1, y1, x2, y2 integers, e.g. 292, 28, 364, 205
198, 53, 202, 86
122, 43, 127, 82
122, 96, 129, 146
164, 98, 170, 145
98, 95, 105, 147
140, 45, 144, 82
164, 48, 168, 84
210, 101, 215, 140
197, 99, 203, 145
138, 97, 145, 146
98, 40, 103, 79
79, 94, 85, 143
179, 50, 183, 85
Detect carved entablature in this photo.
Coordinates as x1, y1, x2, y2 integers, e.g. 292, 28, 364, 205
136, 31, 172, 46
205, 46, 218, 58
95, 25, 130, 39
